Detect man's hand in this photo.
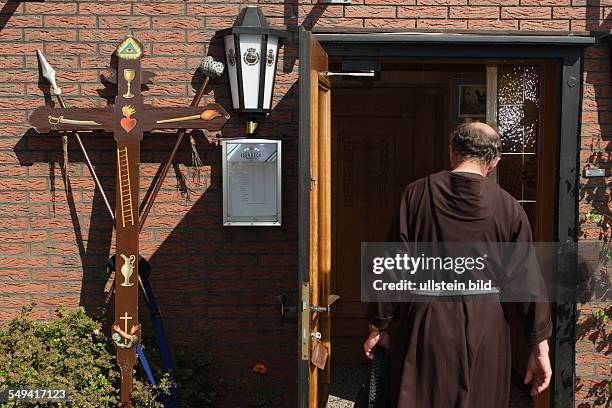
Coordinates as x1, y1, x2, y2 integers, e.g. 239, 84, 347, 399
524, 340, 552, 397
364, 328, 389, 359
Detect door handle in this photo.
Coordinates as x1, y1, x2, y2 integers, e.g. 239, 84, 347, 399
311, 294, 340, 314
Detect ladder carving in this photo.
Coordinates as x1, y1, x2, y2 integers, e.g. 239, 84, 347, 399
117, 147, 135, 228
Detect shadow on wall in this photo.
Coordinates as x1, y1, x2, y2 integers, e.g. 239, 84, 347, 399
145, 35, 300, 386
13, 129, 116, 310
0, 1, 21, 33
281, 0, 333, 72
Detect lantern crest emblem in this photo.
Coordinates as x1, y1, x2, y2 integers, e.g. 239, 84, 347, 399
267, 49, 275, 66
243, 48, 259, 66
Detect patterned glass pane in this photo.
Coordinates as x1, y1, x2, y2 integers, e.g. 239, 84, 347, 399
524, 122, 537, 153
496, 65, 540, 204
497, 66, 523, 105
498, 105, 524, 153
524, 66, 540, 104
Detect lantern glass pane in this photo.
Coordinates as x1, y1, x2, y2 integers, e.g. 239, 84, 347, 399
238, 34, 263, 110
263, 36, 279, 111
224, 35, 240, 110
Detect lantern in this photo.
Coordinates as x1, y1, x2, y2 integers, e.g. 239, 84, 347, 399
219, 6, 287, 134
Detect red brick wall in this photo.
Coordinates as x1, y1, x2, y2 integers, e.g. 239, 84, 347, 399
0, 0, 611, 405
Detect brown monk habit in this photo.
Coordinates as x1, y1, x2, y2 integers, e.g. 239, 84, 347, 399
367, 170, 552, 408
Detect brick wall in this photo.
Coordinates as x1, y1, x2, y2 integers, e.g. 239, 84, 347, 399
0, 0, 610, 406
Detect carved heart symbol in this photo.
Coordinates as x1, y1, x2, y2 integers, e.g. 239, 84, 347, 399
120, 117, 137, 133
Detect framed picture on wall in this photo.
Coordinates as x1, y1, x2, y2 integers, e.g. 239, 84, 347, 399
451, 78, 486, 123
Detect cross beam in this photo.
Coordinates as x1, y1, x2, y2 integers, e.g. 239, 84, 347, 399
29, 104, 228, 134
28, 36, 229, 407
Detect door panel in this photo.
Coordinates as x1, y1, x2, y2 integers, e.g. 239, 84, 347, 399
331, 89, 444, 364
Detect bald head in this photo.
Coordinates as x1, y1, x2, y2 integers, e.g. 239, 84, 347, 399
449, 122, 501, 165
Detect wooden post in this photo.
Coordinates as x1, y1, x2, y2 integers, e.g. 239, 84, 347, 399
114, 37, 144, 406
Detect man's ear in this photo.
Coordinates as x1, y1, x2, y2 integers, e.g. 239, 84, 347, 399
487, 156, 501, 172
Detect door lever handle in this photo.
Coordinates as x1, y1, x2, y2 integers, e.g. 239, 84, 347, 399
311, 305, 329, 313
311, 294, 340, 313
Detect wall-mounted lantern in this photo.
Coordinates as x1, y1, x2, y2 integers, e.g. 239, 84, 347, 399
219, 6, 287, 134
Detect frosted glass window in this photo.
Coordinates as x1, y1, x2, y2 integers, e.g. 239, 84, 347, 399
496, 65, 540, 207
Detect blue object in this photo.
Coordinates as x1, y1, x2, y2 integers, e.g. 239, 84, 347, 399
136, 344, 156, 386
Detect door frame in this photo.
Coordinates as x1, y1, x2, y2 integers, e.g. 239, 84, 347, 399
298, 27, 595, 408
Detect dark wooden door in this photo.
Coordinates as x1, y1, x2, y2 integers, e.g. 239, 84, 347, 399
331, 88, 445, 363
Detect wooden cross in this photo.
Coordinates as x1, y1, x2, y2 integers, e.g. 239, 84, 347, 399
28, 36, 229, 407
120, 312, 132, 344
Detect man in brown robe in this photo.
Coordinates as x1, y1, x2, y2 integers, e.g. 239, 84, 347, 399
364, 122, 552, 408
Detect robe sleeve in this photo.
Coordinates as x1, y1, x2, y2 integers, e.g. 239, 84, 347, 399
366, 187, 408, 330
507, 205, 553, 345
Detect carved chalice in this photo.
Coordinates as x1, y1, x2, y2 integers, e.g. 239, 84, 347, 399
122, 69, 135, 99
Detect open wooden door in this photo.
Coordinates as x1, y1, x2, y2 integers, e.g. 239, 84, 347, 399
298, 29, 334, 408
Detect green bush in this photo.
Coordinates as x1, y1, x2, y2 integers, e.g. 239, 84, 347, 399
0, 306, 226, 407
0, 306, 169, 407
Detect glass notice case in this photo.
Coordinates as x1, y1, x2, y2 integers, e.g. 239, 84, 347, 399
221, 139, 282, 226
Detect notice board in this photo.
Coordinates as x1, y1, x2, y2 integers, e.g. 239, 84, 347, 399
222, 139, 281, 226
